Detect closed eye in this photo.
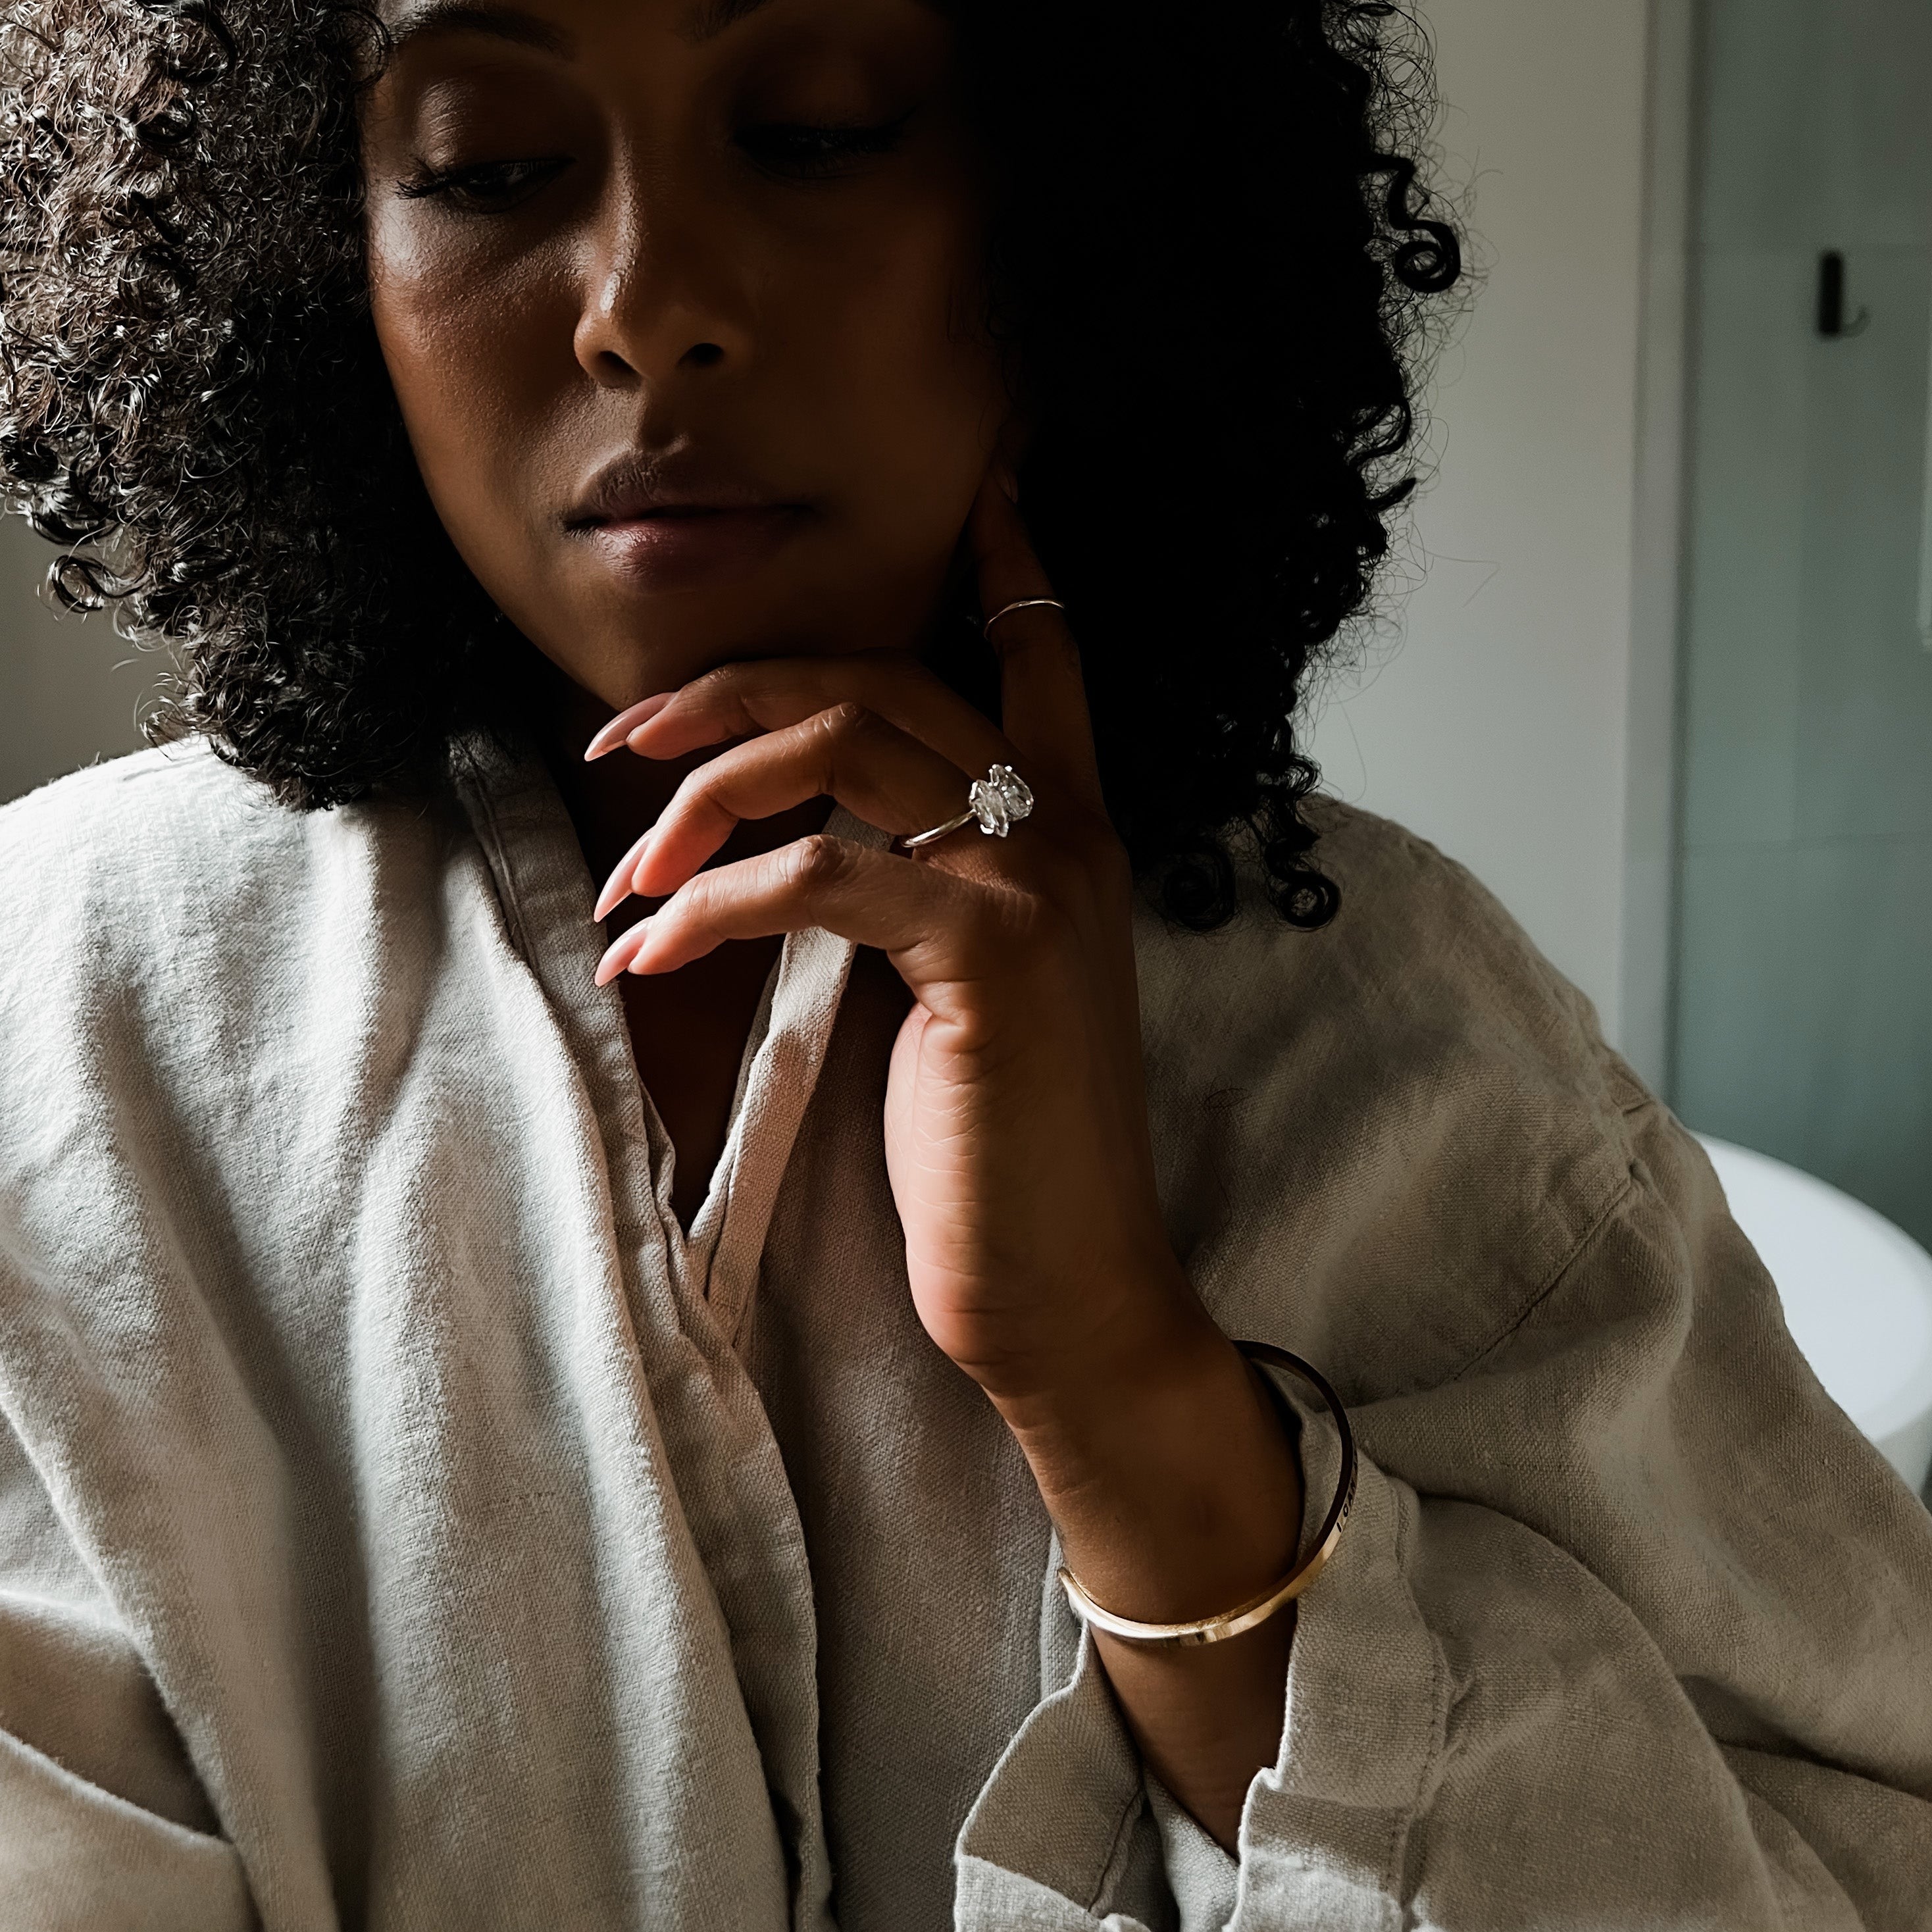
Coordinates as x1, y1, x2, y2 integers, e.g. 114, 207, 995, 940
737, 111, 915, 181
396, 155, 571, 212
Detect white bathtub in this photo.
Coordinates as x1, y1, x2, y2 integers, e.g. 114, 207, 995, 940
1699, 1135, 1932, 1498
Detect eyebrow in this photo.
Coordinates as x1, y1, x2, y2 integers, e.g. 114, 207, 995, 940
384, 3, 574, 57
383, 0, 783, 57
682, 0, 780, 43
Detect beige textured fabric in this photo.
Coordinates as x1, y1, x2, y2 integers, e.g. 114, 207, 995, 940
1, 736, 1928, 1931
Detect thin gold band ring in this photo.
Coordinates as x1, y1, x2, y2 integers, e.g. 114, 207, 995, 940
982, 596, 1066, 639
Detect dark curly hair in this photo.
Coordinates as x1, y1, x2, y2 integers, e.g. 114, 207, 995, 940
0, 0, 1460, 929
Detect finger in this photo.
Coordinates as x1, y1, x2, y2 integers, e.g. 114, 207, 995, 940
595, 915, 656, 984
585, 692, 674, 762
596, 705, 971, 913
599, 836, 1000, 983
969, 473, 1103, 798
623, 651, 1013, 780
594, 822, 657, 920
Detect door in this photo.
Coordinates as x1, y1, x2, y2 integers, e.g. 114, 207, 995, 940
1673, 0, 1932, 1245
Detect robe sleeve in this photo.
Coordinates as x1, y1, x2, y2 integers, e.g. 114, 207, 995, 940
953, 1106, 1932, 1930
0, 1409, 254, 1931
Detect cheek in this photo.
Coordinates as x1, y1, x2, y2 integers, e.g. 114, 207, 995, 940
786, 189, 1004, 515
365, 216, 574, 538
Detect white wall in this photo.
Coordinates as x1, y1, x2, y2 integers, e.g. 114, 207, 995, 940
1308, 0, 1665, 1063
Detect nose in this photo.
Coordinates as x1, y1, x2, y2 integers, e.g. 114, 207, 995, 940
571, 172, 751, 391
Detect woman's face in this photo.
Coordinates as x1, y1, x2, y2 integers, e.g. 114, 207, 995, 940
362, 0, 1007, 708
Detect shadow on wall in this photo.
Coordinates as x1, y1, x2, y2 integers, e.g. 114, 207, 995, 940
0, 515, 165, 804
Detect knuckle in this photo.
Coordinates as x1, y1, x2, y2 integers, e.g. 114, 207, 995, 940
677, 864, 723, 915
976, 885, 1058, 959
680, 664, 751, 726
675, 758, 725, 808
784, 833, 850, 892
817, 700, 874, 742
689, 661, 746, 702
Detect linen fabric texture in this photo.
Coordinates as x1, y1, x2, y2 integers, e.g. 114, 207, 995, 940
0, 739, 1927, 1932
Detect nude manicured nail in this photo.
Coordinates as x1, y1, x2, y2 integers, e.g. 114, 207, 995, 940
594, 921, 650, 987
584, 692, 674, 762
593, 827, 653, 921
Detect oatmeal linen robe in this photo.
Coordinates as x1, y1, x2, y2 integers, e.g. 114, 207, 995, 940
0, 738, 1928, 1932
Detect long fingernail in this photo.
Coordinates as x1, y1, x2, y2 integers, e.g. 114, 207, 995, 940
994, 462, 1019, 504
593, 826, 653, 921
594, 920, 651, 986
585, 692, 674, 762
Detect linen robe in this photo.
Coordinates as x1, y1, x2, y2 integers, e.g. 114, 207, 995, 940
1, 738, 1927, 1930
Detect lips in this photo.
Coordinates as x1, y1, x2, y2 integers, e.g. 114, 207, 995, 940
564, 449, 809, 593
582, 505, 807, 593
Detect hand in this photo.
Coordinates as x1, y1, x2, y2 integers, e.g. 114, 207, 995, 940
587, 467, 1304, 1846
588, 470, 1200, 1413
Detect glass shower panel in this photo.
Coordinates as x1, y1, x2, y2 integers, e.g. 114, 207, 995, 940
1919, 322, 1932, 650
1673, 0, 1932, 1246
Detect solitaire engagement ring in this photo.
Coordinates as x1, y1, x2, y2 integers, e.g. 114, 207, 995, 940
902, 764, 1035, 853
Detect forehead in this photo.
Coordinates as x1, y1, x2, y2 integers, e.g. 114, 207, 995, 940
377, 0, 793, 55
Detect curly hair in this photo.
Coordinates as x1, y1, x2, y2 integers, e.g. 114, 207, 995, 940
0, 0, 1460, 930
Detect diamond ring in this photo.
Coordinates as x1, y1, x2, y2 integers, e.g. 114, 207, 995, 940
901, 763, 1035, 853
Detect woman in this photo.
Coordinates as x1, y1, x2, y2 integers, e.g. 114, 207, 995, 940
0, 1, 1926, 1926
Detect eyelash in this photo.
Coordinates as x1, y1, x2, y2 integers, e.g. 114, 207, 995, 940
395, 156, 569, 211
396, 111, 915, 211
738, 111, 916, 180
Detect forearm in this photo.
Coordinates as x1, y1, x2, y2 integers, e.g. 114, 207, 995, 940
990, 1291, 1304, 1849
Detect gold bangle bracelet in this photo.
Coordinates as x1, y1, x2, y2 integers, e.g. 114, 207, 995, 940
1055, 1340, 1358, 1650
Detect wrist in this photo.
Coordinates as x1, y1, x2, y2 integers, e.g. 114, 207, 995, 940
984, 1290, 1217, 1462
992, 1296, 1305, 1627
